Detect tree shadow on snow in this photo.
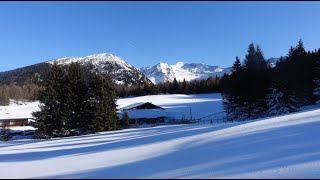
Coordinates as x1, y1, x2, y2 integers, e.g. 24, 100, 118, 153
37, 120, 320, 179
0, 123, 237, 162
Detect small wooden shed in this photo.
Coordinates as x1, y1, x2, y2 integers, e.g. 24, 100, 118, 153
119, 102, 166, 125
0, 118, 29, 128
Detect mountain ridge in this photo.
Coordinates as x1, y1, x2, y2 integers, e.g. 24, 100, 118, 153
0, 54, 280, 86
0, 53, 152, 86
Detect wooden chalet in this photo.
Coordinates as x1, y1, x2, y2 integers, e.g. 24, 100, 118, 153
0, 118, 30, 128
119, 102, 166, 125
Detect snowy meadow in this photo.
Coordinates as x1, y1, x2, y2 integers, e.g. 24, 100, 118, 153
1, 94, 320, 178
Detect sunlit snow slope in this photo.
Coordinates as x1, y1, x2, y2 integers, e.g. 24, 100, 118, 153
1, 106, 320, 178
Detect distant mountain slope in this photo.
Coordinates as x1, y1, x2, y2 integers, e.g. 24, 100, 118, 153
0, 55, 280, 86
267, 57, 281, 68
141, 58, 280, 84
140, 62, 232, 84
0, 53, 152, 86
0, 63, 50, 85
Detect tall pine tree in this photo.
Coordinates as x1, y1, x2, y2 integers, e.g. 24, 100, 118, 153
65, 62, 88, 131
84, 73, 118, 133
33, 62, 67, 138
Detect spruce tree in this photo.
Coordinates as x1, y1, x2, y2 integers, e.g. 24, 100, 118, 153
84, 73, 118, 133
65, 62, 88, 131
313, 49, 320, 104
256, 45, 268, 70
222, 43, 270, 121
243, 43, 258, 70
266, 82, 297, 116
121, 111, 130, 128
0, 127, 12, 141
232, 56, 241, 72
284, 39, 314, 106
33, 62, 67, 137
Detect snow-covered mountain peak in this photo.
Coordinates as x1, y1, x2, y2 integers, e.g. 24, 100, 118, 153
141, 61, 232, 84
175, 61, 185, 67
47, 53, 135, 71
45, 53, 151, 86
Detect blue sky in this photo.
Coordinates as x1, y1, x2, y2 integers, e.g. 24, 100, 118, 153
1, 1, 320, 71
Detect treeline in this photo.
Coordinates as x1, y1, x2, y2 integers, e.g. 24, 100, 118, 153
0, 83, 41, 106
116, 76, 221, 97
0, 73, 222, 106
33, 62, 119, 139
220, 39, 320, 121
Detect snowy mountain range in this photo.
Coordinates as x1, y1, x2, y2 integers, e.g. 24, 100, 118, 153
0, 53, 152, 86
140, 62, 232, 84
46, 53, 152, 86
267, 57, 281, 68
0, 54, 280, 86
140, 58, 281, 84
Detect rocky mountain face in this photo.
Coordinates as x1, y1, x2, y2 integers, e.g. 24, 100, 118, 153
0, 55, 280, 86
140, 58, 280, 84
0, 53, 152, 86
140, 62, 232, 84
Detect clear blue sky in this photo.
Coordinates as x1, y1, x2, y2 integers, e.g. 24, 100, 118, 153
1, 1, 320, 71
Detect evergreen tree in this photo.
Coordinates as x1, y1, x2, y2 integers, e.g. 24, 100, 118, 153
121, 111, 130, 128
65, 62, 88, 131
313, 49, 320, 104
84, 73, 118, 133
266, 82, 297, 116
284, 39, 315, 106
182, 78, 188, 93
232, 56, 241, 72
170, 78, 179, 94
296, 38, 306, 57
222, 43, 270, 121
256, 45, 268, 70
0, 127, 12, 141
243, 43, 258, 70
243, 43, 268, 71
32, 62, 67, 137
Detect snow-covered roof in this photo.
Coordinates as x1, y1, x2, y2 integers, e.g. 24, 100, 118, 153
0, 118, 31, 121
120, 102, 146, 110
120, 102, 164, 111
118, 109, 166, 119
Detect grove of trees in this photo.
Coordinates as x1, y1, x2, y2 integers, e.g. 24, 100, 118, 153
33, 62, 119, 138
221, 39, 320, 122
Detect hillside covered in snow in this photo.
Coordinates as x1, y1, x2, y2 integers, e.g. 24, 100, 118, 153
140, 58, 280, 84
1, 104, 320, 178
140, 62, 232, 84
46, 53, 152, 86
0, 93, 223, 121
0, 53, 152, 86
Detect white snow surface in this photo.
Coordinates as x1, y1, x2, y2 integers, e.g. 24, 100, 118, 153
140, 62, 232, 84
47, 53, 134, 71
8, 126, 36, 131
0, 94, 223, 121
1, 105, 320, 178
140, 58, 280, 84
117, 93, 224, 120
46, 53, 143, 85
0, 100, 40, 119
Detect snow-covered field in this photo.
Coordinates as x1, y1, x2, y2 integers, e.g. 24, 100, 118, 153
0, 100, 40, 119
0, 93, 224, 120
2, 93, 320, 178
1, 107, 320, 178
